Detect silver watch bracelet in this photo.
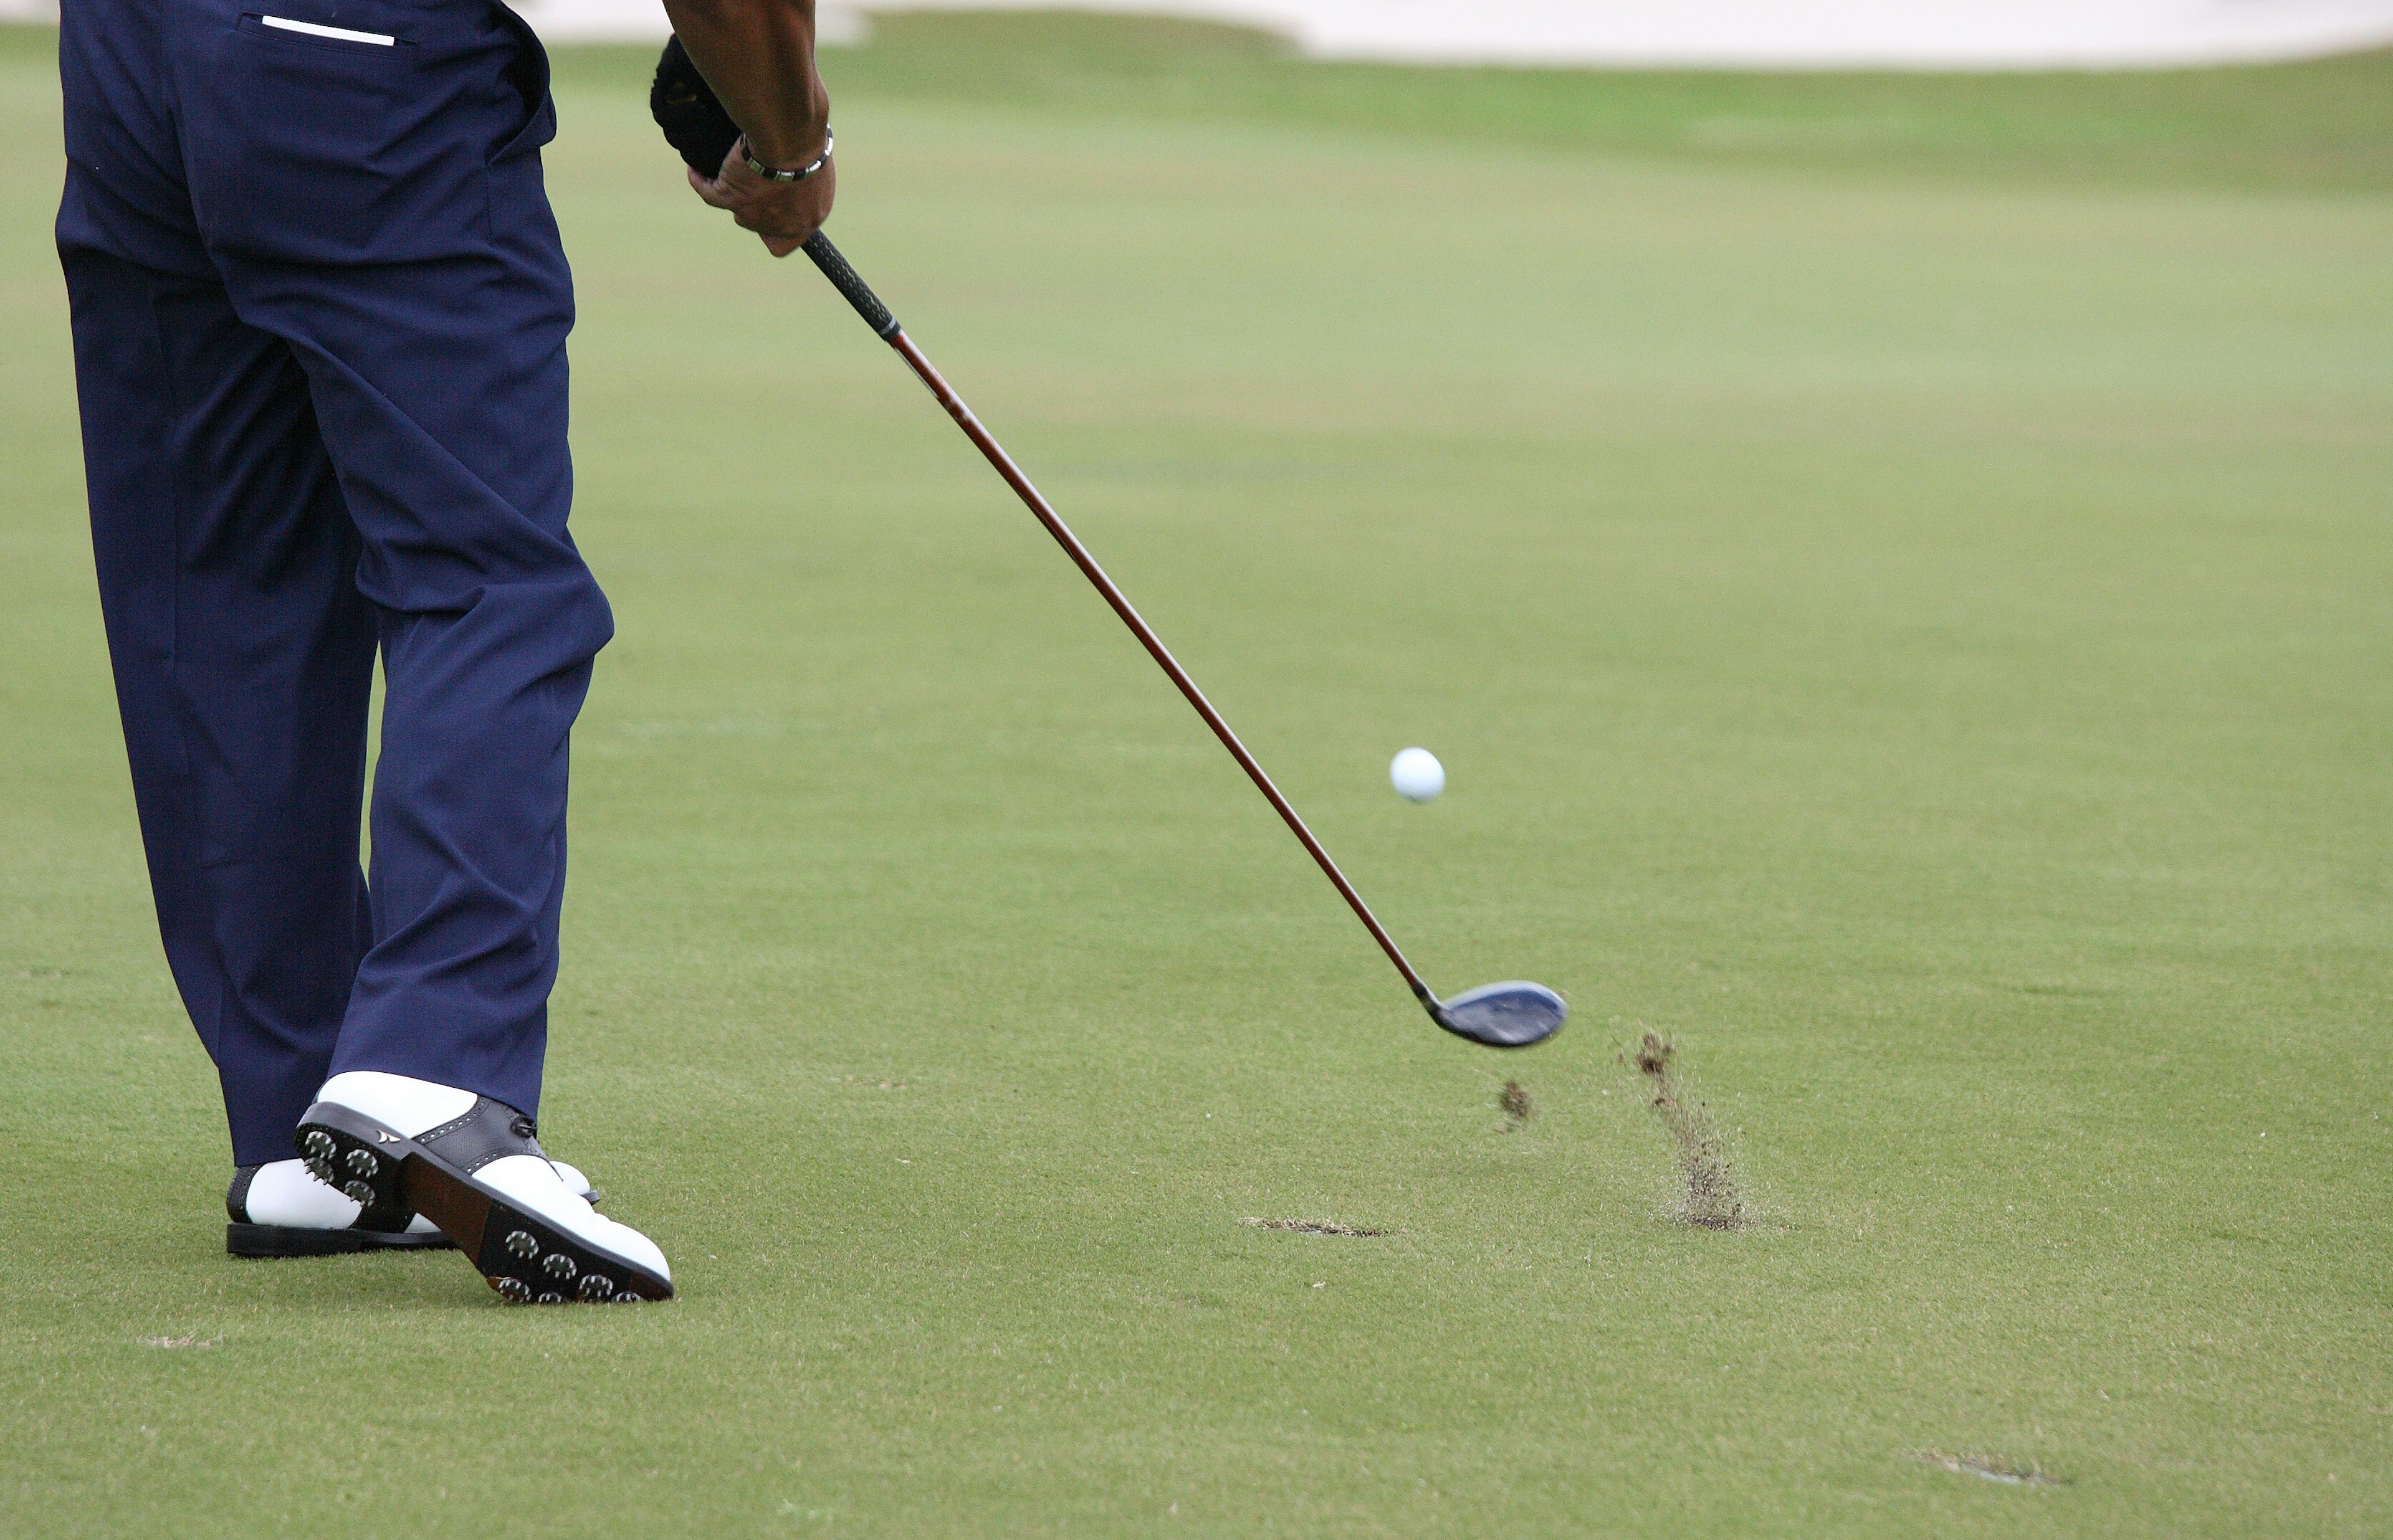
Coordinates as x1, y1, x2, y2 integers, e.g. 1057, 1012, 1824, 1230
741, 127, 833, 183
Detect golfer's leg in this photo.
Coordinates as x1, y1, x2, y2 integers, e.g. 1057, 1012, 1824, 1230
259, 205, 603, 1120
57, 0, 379, 1169
174, 0, 607, 1121
155, 1, 666, 1300
57, 171, 378, 1166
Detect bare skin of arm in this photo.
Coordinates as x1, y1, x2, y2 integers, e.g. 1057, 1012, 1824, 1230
661, 0, 834, 256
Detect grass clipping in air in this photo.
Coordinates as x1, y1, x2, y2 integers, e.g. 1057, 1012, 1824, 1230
1630, 1032, 1747, 1230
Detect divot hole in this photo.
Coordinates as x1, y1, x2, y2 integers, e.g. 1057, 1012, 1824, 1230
1919, 1450, 2061, 1488
1239, 1218, 1387, 1237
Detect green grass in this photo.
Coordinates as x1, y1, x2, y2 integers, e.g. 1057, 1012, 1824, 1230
5, 14, 2392, 1536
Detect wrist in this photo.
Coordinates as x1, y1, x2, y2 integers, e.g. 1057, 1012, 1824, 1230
739, 125, 832, 183
740, 89, 830, 169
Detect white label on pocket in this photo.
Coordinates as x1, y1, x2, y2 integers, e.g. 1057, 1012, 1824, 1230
261, 14, 397, 45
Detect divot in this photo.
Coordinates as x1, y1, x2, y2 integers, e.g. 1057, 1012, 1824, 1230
1624, 1030, 1747, 1230
1919, 1450, 2061, 1488
1498, 1079, 1532, 1131
1239, 1217, 1387, 1237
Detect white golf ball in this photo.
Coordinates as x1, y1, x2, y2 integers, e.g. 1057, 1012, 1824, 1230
1389, 747, 1445, 802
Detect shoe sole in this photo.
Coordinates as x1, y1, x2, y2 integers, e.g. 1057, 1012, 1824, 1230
295, 1103, 672, 1305
227, 1222, 454, 1258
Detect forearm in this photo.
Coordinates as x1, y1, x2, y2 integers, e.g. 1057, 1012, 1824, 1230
660, 0, 828, 166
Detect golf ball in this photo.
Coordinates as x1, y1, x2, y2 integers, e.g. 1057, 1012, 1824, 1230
1390, 747, 1445, 802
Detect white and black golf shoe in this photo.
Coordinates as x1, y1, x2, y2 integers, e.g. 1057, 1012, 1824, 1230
226, 1154, 604, 1258
227, 1158, 450, 1257
295, 1072, 672, 1305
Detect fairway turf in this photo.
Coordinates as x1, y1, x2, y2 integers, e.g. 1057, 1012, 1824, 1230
4, 17, 2391, 1537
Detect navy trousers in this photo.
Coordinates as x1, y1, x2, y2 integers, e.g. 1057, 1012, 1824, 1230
57, 0, 611, 1164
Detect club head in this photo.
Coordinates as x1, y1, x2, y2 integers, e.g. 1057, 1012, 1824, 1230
1429, 980, 1567, 1048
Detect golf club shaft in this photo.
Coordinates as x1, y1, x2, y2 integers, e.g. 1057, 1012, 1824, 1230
798, 232, 1441, 1014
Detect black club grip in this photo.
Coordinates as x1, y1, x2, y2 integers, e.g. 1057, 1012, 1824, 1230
801, 231, 900, 339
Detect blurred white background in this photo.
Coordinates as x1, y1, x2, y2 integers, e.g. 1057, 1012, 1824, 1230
7, 0, 2393, 67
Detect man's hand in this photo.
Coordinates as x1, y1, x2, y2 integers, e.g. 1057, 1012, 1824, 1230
663, 0, 834, 257
689, 135, 835, 259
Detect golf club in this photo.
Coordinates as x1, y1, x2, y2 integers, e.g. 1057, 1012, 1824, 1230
652, 45, 1565, 1048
